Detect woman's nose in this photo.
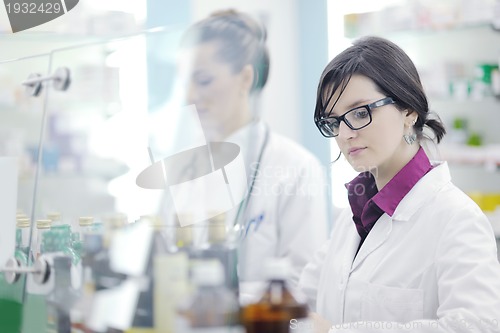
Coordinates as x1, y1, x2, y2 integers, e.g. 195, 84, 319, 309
337, 121, 356, 140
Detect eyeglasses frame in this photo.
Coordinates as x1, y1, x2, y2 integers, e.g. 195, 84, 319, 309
315, 97, 395, 138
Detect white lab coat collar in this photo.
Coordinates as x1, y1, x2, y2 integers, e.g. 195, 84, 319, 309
224, 120, 264, 144
352, 162, 452, 270
224, 120, 267, 168
391, 161, 451, 222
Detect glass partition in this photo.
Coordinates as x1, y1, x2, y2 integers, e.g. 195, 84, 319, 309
28, 29, 184, 333
0, 19, 310, 331
0, 53, 50, 333
13, 25, 266, 332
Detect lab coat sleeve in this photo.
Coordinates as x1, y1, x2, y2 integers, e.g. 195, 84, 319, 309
276, 159, 329, 290
431, 203, 500, 332
299, 207, 350, 312
299, 238, 331, 312
327, 203, 500, 333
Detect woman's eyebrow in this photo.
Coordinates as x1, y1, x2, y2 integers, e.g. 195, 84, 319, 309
326, 98, 372, 117
346, 99, 371, 109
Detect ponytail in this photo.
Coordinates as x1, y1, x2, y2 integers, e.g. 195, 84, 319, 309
423, 113, 446, 144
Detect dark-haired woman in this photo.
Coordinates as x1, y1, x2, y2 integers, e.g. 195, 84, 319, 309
300, 36, 500, 332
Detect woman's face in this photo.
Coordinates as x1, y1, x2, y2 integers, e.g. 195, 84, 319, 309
178, 40, 253, 139
326, 74, 412, 175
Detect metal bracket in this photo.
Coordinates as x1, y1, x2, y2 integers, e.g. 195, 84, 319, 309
22, 67, 71, 97
2, 257, 50, 285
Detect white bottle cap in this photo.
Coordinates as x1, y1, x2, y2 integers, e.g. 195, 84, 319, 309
46, 212, 61, 222
16, 218, 31, 228
36, 219, 52, 229
79, 216, 94, 227
191, 260, 225, 286
264, 257, 291, 281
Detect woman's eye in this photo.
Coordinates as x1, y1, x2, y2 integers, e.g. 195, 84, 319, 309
195, 74, 213, 86
329, 119, 340, 128
354, 109, 369, 118
193, 72, 214, 86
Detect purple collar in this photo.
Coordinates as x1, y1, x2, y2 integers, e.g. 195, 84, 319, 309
345, 147, 433, 240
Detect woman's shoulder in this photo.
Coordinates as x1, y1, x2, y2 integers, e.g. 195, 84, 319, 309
396, 162, 486, 226
425, 163, 482, 211
418, 165, 489, 230
436, 181, 485, 219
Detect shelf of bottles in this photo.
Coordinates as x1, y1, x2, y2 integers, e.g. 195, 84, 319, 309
4, 210, 313, 332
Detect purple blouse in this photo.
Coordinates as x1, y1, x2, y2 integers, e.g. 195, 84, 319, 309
345, 147, 433, 245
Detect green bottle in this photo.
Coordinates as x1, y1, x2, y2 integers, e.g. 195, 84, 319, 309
15, 217, 30, 266
0, 217, 30, 332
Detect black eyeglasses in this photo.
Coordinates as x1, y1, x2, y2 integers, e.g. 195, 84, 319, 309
315, 97, 395, 138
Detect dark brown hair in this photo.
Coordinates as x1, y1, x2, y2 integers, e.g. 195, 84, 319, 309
314, 36, 446, 143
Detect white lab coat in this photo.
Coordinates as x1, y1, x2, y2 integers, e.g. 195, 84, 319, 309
299, 162, 500, 332
227, 121, 329, 291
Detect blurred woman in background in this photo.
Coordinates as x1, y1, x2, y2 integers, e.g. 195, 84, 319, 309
178, 9, 329, 299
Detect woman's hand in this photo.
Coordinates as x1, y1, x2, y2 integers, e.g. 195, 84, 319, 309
310, 312, 333, 333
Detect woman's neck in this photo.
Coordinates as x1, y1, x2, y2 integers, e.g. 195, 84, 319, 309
205, 105, 253, 141
373, 144, 420, 190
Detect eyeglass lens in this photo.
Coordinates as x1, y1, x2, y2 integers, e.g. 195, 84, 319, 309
321, 106, 371, 136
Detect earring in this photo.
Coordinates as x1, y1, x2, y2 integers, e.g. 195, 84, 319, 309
403, 132, 417, 145
403, 117, 418, 145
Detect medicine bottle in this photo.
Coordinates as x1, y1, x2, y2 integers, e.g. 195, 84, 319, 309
189, 213, 239, 293
15, 217, 30, 265
35, 219, 52, 259
242, 258, 310, 333
46, 211, 63, 227
72, 216, 95, 258
176, 259, 243, 332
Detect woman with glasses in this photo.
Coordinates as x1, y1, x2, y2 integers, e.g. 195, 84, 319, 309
300, 36, 500, 332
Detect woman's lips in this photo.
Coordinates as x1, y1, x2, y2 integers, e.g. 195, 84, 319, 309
348, 147, 366, 156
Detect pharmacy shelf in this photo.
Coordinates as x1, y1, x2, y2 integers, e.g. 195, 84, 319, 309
441, 143, 500, 168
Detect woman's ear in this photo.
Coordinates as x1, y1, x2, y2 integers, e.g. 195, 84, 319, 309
239, 64, 255, 92
403, 109, 418, 127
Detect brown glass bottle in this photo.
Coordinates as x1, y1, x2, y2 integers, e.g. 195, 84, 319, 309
242, 258, 309, 333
